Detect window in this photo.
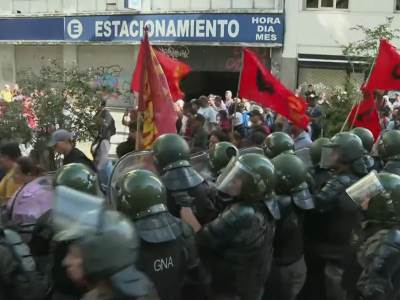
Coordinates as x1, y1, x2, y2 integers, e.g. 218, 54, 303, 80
397, 0, 400, 10
305, 0, 349, 9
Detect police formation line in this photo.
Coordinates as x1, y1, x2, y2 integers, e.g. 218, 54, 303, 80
2, 128, 400, 300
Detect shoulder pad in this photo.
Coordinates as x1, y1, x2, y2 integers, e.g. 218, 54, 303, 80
135, 213, 183, 243
161, 166, 204, 191
3, 229, 23, 244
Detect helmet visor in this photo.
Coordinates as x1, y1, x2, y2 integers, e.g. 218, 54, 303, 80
295, 148, 313, 169
108, 151, 157, 206
53, 186, 105, 241
345, 171, 384, 206
216, 159, 254, 197
320, 145, 339, 169
190, 151, 213, 180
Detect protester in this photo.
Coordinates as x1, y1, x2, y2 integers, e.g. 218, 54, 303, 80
7, 157, 52, 230
0, 143, 22, 203
229, 102, 246, 137
189, 114, 209, 153
49, 129, 96, 171
217, 110, 231, 131
291, 125, 312, 150
209, 129, 230, 151
0, 84, 13, 103
197, 95, 218, 133
224, 90, 234, 108
211, 95, 227, 112
92, 101, 115, 187
248, 109, 271, 136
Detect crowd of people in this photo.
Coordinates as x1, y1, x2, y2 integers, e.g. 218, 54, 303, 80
2, 84, 400, 300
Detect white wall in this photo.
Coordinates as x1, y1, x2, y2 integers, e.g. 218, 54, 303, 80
284, 0, 400, 59
0, 0, 282, 14
0, 45, 16, 85
15, 45, 63, 74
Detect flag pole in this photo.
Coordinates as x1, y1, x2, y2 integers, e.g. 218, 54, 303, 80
340, 102, 356, 132
135, 111, 141, 151
232, 49, 245, 134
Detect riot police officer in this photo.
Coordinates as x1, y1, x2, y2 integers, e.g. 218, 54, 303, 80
0, 213, 49, 300
301, 132, 367, 300
351, 127, 376, 172
346, 172, 400, 300
152, 134, 216, 225
309, 137, 331, 193
208, 141, 239, 181
54, 186, 159, 300
117, 169, 209, 300
263, 132, 294, 159
264, 152, 314, 300
30, 163, 101, 300
196, 153, 277, 300
377, 130, 400, 175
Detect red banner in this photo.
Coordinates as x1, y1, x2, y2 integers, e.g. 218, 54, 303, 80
238, 48, 309, 129
132, 31, 177, 149
365, 39, 400, 91
131, 47, 191, 101
349, 89, 381, 141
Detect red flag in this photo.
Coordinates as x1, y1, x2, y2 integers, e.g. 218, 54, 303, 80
365, 39, 400, 91
132, 31, 177, 149
155, 50, 191, 101
348, 88, 381, 141
131, 48, 191, 101
238, 49, 310, 129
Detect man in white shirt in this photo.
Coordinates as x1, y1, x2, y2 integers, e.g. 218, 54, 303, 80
225, 90, 234, 109
197, 95, 217, 133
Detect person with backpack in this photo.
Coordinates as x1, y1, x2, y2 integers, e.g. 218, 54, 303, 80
91, 100, 116, 187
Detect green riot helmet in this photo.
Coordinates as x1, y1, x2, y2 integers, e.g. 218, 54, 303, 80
209, 142, 239, 174
216, 153, 275, 202
365, 172, 400, 224
351, 127, 374, 153
53, 187, 140, 279
152, 134, 191, 170
310, 137, 331, 166
320, 132, 364, 169
263, 132, 294, 159
378, 130, 400, 162
78, 210, 140, 280
272, 152, 307, 195
118, 170, 168, 220
54, 163, 98, 195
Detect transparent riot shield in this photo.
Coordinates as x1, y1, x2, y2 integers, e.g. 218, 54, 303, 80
53, 186, 105, 241
345, 171, 385, 206
320, 145, 338, 169
107, 151, 158, 207
295, 148, 313, 169
190, 151, 213, 182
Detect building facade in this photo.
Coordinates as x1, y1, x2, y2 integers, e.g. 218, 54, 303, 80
282, 0, 400, 90
0, 0, 284, 108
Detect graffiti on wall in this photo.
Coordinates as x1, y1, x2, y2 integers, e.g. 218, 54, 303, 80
92, 65, 135, 107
